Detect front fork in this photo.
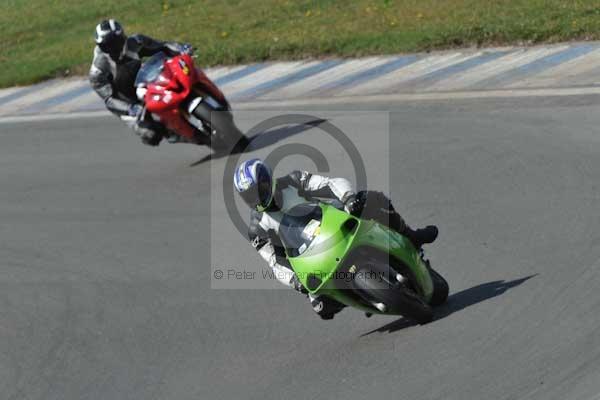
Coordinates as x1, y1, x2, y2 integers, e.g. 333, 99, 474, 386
183, 97, 210, 135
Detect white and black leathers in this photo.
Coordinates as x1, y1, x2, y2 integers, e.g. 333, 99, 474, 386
247, 171, 354, 288
89, 34, 185, 116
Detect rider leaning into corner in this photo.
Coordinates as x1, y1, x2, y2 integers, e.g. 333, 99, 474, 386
234, 159, 439, 320
89, 19, 192, 146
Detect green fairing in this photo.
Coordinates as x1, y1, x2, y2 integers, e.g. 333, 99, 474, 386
284, 203, 434, 315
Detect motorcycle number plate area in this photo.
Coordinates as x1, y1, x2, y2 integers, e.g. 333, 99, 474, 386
302, 220, 321, 241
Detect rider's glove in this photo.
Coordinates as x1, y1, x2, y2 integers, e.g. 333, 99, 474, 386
344, 194, 362, 216
179, 43, 194, 55
128, 104, 143, 117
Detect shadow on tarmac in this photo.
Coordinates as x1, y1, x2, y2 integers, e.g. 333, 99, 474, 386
189, 118, 327, 166
361, 274, 538, 336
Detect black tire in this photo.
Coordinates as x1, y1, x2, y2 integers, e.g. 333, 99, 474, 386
352, 263, 433, 324
427, 265, 449, 307
192, 102, 247, 151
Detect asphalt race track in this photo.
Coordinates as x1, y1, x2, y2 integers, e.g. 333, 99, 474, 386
1, 95, 600, 400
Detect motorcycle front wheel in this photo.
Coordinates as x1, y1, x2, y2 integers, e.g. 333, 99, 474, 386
427, 264, 449, 306
352, 262, 433, 324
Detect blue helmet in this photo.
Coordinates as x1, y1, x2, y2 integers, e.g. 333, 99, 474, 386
233, 159, 274, 211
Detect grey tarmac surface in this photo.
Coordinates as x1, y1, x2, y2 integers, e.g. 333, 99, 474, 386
1, 95, 600, 400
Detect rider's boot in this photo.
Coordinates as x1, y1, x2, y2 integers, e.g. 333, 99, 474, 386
309, 294, 345, 320
389, 211, 438, 248
166, 131, 190, 143
403, 225, 439, 248
136, 120, 165, 146
353, 190, 438, 248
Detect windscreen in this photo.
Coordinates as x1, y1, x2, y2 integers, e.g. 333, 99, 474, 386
134, 52, 168, 86
279, 203, 323, 257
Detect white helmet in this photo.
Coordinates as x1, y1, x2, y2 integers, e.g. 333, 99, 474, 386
233, 159, 274, 211
94, 19, 126, 58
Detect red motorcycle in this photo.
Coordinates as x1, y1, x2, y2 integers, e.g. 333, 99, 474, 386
134, 51, 247, 150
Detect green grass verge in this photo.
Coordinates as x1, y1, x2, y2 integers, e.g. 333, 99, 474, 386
1, 0, 600, 88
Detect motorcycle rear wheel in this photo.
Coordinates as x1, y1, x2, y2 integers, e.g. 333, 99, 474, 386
192, 103, 248, 151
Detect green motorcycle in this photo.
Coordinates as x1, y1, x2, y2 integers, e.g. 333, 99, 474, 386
279, 201, 449, 324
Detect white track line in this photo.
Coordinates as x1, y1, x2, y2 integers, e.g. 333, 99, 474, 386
48, 89, 103, 113
0, 86, 25, 99
204, 65, 248, 81
4, 86, 600, 124
220, 61, 309, 97
261, 57, 392, 100
505, 48, 600, 88
339, 53, 480, 96
428, 46, 569, 91
0, 79, 88, 115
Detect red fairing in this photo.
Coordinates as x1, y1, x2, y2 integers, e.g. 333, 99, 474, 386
196, 68, 227, 105
156, 108, 197, 140
144, 54, 197, 113
142, 54, 224, 140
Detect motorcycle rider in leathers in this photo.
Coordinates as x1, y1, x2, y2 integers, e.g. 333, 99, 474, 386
233, 159, 439, 320
89, 19, 191, 146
